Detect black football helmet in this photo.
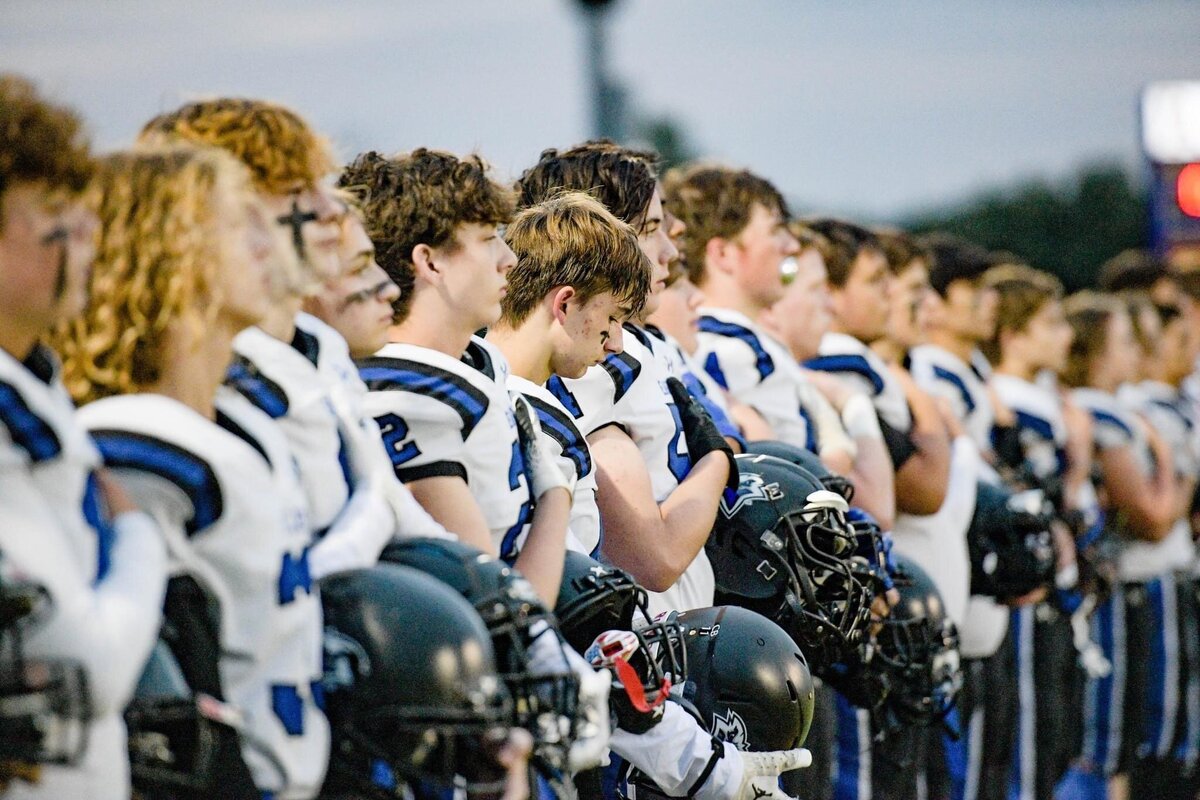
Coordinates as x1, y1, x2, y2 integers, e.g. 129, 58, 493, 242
705, 454, 875, 673
381, 538, 579, 768
967, 483, 1056, 601
675, 605, 815, 751
0, 563, 90, 767
742, 440, 855, 504
125, 640, 249, 797
874, 556, 961, 731
555, 551, 687, 709
320, 563, 512, 796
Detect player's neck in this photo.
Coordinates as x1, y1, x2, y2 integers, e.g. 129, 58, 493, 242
0, 317, 41, 365
388, 306, 474, 359
485, 322, 552, 385
996, 354, 1037, 383
701, 283, 764, 325
925, 329, 975, 364
870, 337, 907, 365
258, 294, 303, 343
145, 318, 239, 420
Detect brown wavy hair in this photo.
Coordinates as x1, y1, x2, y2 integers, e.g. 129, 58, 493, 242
0, 74, 93, 223
139, 97, 334, 195
514, 140, 659, 229
337, 149, 514, 323
1060, 291, 1123, 389
52, 146, 253, 404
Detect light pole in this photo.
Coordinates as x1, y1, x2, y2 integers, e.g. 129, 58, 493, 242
575, 0, 626, 141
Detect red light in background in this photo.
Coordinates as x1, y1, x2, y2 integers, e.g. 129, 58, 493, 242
1179, 163, 1200, 218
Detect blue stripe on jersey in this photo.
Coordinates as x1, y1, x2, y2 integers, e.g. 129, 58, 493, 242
931, 365, 976, 413
799, 405, 818, 453
1088, 409, 1133, 440
0, 380, 62, 462
1151, 398, 1194, 430
546, 375, 584, 419
698, 317, 775, 380
623, 322, 654, 350
1013, 410, 1055, 443
213, 409, 271, 467
225, 356, 289, 419
803, 354, 885, 395
335, 429, 355, 493
599, 352, 641, 403
358, 358, 491, 440
91, 429, 223, 535
703, 352, 729, 390
524, 395, 592, 479
81, 472, 115, 584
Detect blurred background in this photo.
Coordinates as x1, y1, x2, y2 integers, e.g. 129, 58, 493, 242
4, 0, 1199, 287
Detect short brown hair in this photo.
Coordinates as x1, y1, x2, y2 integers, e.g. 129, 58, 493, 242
139, 98, 334, 195
662, 163, 789, 286
1061, 291, 1123, 388
0, 74, 93, 219
515, 140, 659, 228
338, 149, 515, 323
501, 192, 649, 326
802, 218, 883, 287
874, 228, 931, 276
983, 264, 1064, 363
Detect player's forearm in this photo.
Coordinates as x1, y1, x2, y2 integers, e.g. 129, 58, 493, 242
847, 436, 896, 530
514, 488, 571, 607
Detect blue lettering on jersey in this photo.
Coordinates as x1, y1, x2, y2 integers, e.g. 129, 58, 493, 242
500, 438, 535, 562
547, 375, 584, 419
358, 359, 490, 439
600, 352, 641, 403
931, 365, 976, 413
91, 430, 223, 535
375, 412, 422, 467
81, 471, 115, 584
698, 317, 775, 381
271, 684, 305, 736
278, 548, 313, 605
335, 427, 355, 493
664, 384, 691, 483
0, 381, 62, 462
803, 354, 885, 395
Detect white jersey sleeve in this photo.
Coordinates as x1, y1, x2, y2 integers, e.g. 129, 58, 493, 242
810, 331, 912, 432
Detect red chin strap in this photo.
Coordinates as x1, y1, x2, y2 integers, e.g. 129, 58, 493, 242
612, 656, 671, 713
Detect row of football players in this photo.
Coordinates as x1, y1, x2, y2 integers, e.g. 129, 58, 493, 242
0, 75, 889, 800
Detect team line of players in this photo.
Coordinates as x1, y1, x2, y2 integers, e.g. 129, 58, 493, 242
4, 73, 1200, 800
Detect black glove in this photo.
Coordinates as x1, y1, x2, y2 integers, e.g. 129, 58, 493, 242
666, 377, 739, 493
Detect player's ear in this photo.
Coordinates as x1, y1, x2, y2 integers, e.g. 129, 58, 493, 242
550, 285, 576, 325
411, 243, 439, 283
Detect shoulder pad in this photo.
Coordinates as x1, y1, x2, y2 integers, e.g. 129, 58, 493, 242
0, 380, 62, 463
358, 356, 490, 439
225, 355, 289, 419
698, 316, 775, 380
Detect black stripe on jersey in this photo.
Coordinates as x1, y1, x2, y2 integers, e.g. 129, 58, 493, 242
357, 357, 491, 440
0, 380, 62, 463
599, 351, 642, 403
462, 339, 496, 381
225, 355, 290, 419
90, 429, 223, 536
395, 460, 468, 483
214, 409, 272, 467
290, 326, 321, 366
623, 322, 654, 351
524, 394, 592, 478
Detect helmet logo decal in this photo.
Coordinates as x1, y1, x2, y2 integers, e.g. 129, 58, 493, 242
711, 708, 751, 750
719, 472, 783, 518
323, 628, 371, 690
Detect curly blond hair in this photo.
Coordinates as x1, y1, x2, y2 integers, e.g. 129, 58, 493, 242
139, 97, 334, 195
52, 146, 253, 404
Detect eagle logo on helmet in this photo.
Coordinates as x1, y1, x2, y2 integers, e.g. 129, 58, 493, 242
323, 628, 372, 690
710, 708, 750, 750
719, 472, 783, 519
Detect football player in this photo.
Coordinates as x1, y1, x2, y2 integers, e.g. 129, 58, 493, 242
663, 164, 895, 529
0, 74, 167, 799
54, 146, 329, 799
512, 142, 735, 616
1057, 292, 1184, 800
140, 99, 451, 576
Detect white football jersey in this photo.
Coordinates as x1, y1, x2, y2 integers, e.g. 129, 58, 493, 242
80, 391, 328, 799
694, 307, 816, 452
810, 331, 912, 433
551, 324, 714, 614
991, 373, 1068, 485
509, 375, 602, 558
908, 344, 995, 455
359, 337, 533, 559
0, 346, 165, 800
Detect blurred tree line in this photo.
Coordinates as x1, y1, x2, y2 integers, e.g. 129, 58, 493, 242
902, 162, 1149, 291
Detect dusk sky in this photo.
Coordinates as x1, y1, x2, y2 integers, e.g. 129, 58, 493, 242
4, 0, 1197, 219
